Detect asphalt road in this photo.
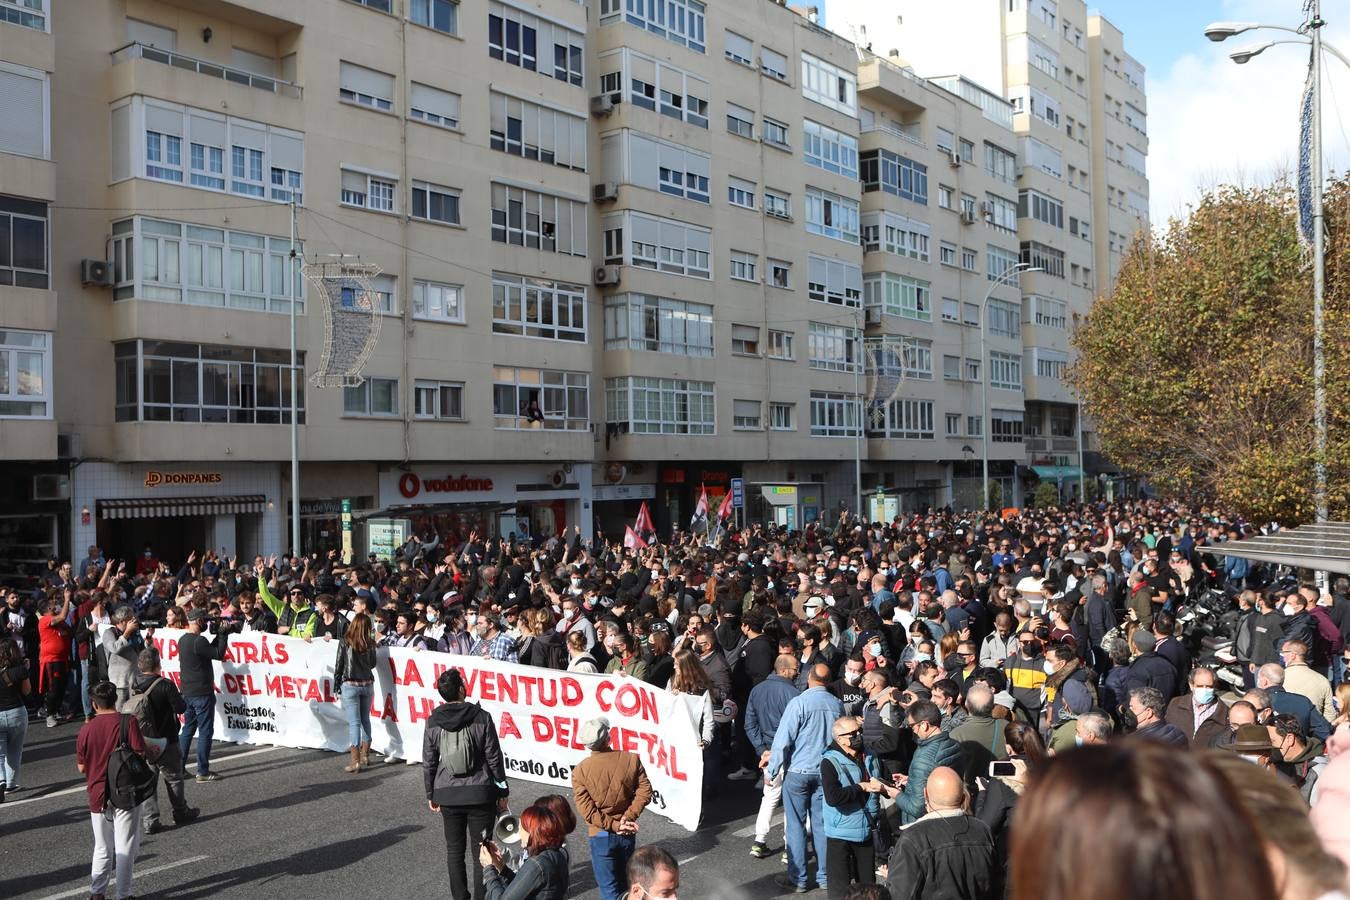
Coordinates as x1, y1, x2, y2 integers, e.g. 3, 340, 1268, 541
0, 720, 809, 900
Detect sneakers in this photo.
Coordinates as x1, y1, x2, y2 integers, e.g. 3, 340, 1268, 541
405, 757, 418, 766
750, 842, 771, 859
46, 715, 58, 728
773, 875, 809, 893
144, 821, 164, 835
727, 767, 758, 781
781, 851, 788, 865
174, 807, 201, 826
195, 772, 222, 784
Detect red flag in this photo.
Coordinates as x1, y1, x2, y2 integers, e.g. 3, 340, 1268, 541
692, 484, 709, 524
635, 501, 655, 536
716, 488, 734, 521
624, 525, 647, 549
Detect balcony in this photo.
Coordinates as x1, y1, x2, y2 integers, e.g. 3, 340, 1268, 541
111, 42, 301, 99
861, 119, 924, 148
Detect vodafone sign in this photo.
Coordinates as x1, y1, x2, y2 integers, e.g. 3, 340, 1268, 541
396, 472, 495, 499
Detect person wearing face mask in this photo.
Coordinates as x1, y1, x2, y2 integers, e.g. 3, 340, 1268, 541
605, 633, 649, 681
1164, 666, 1229, 747
624, 846, 679, 900
1218, 722, 1278, 770
470, 603, 519, 663
1073, 711, 1112, 747
1268, 714, 1330, 804
1003, 632, 1047, 723
895, 700, 964, 825
556, 597, 597, 653
1121, 630, 1177, 702
819, 715, 894, 898
1255, 664, 1332, 741
858, 670, 908, 781
829, 656, 867, 717
1123, 686, 1186, 746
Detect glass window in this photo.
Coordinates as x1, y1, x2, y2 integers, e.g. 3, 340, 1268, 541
492, 272, 587, 341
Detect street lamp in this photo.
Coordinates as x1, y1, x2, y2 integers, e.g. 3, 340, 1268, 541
980, 262, 1041, 511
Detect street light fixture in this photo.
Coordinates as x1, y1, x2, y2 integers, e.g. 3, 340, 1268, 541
980, 262, 1041, 511
1203, 21, 1293, 42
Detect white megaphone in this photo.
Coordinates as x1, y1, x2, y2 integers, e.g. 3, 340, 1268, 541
492, 814, 522, 868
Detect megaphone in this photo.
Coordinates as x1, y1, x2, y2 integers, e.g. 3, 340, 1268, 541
492, 814, 522, 868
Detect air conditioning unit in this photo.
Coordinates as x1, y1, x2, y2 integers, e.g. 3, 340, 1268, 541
948, 149, 962, 168
593, 182, 619, 203
590, 94, 615, 116
1015, 165, 1026, 179
57, 432, 82, 459
960, 209, 977, 225
594, 265, 621, 286
80, 258, 114, 287
32, 474, 71, 501
865, 307, 883, 325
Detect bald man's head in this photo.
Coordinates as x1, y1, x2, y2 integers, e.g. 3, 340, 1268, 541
1228, 700, 1257, 728
808, 663, 831, 687
924, 766, 965, 811
774, 654, 799, 677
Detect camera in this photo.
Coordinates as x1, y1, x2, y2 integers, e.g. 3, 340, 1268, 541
1033, 625, 1051, 641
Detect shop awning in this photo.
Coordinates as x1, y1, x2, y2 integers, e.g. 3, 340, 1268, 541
1204, 522, 1350, 575
1030, 465, 1082, 482
98, 495, 268, 520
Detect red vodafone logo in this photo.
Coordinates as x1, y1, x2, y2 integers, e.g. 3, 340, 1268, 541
398, 472, 494, 498
399, 473, 421, 498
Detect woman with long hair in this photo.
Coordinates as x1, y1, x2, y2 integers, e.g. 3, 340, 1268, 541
0, 638, 30, 798
644, 629, 674, 688
333, 612, 378, 772
480, 804, 570, 900
1009, 744, 1277, 900
1332, 682, 1350, 730
669, 645, 716, 791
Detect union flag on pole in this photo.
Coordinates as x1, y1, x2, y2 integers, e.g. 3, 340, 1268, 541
716, 488, 734, 522
691, 484, 710, 529
624, 525, 647, 549
635, 500, 655, 537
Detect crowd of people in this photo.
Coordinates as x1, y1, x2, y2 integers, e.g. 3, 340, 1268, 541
4, 498, 1350, 900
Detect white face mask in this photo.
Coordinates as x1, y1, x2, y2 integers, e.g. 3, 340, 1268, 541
844, 670, 863, 685
1284, 604, 1299, 617
563, 608, 576, 620
466, 614, 478, 627
1043, 661, 1057, 676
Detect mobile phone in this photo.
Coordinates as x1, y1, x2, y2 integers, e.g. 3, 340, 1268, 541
990, 761, 1017, 777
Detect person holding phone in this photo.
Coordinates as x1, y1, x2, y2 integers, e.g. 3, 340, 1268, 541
820, 715, 896, 899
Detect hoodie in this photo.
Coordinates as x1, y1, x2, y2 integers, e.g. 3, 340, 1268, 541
422, 701, 507, 807
130, 670, 186, 740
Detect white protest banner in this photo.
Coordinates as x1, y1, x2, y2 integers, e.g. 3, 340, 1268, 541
146, 629, 704, 830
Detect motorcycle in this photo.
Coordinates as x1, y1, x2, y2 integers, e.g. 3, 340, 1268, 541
1177, 588, 1245, 691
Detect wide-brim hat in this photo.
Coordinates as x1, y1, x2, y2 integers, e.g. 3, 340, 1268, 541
1221, 723, 1275, 754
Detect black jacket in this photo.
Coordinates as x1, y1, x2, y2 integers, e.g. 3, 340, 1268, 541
423, 701, 507, 807
886, 810, 998, 900
1123, 652, 1177, 702
733, 634, 777, 702
130, 670, 186, 740
333, 640, 378, 685
177, 631, 230, 699
644, 652, 674, 689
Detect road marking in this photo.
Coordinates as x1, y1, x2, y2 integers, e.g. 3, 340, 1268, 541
5, 746, 281, 808
732, 814, 782, 838
37, 854, 210, 900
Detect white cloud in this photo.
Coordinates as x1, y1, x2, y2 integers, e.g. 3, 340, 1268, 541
1147, 0, 1350, 227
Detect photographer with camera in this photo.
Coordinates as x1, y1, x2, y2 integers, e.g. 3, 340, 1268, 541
178, 608, 232, 784
101, 604, 145, 710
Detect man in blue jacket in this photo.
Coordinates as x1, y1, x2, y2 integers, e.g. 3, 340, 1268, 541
745, 654, 801, 859
1256, 664, 1332, 741
896, 700, 964, 825
766, 663, 844, 893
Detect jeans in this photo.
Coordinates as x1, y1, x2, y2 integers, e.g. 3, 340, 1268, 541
588, 830, 636, 900
1330, 656, 1345, 688
341, 682, 374, 747
0, 705, 26, 787
825, 837, 874, 899
440, 802, 496, 900
178, 695, 216, 775
783, 770, 829, 888
143, 741, 189, 828
754, 768, 784, 843
80, 658, 93, 717
91, 804, 142, 900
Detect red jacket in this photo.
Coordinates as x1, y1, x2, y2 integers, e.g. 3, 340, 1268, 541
37, 611, 72, 690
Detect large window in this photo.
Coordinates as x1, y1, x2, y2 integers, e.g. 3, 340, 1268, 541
810, 391, 860, 437
413, 279, 464, 323
490, 184, 587, 256
861, 211, 929, 261
340, 168, 396, 213
597, 48, 709, 128
339, 61, 394, 111
870, 399, 934, 439
1018, 189, 1064, 228
805, 187, 860, 244
411, 0, 457, 34
605, 376, 714, 434
112, 97, 303, 204
489, 2, 585, 86
1028, 295, 1067, 329
108, 217, 303, 313
603, 293, 713, 356
992, 408, 1024, 443
490, 92, 587, 171
602, 0, 705, 53
863, 273, 930, 322
984, 193, 1018, 232
988, 299, 1021, 338
989, 351, 1023, 390
859, 149, 928, 205
0, 329, 50, 418
114, 340, 305, 423
0, 0, 47, 30
867, 337, 932, 381
494, 366, 590, 430
414, 380, 465, 420
987, 244, 1020, 282
600, 130, 704, 200
808, 322, 859, 373
807, 254, 862, 308
0, 196, 48, 288
602, 211, 711, 279
984, 142, 1016, 184
410, 82, 461, 130
1032, 348, 1069, 380
343, 377, 398, 417
411, 181, 460, 225
801, 53, 856, 115
491, 272, 586, 341
0, 61, 48, 159
803, 120, 858, 178
1020, 240, 1066, 278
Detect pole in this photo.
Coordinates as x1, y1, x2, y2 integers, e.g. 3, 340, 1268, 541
1311, 1, 1329, 530
1076, 408, 1085, 507
289, 199, 301, 557
854, 307, 863, 521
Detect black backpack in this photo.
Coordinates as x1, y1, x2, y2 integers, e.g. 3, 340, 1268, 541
105, 714, 158, 810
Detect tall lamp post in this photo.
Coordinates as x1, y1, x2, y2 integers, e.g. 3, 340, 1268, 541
981, 262, 1041, 510
1205, 6, 1349, 530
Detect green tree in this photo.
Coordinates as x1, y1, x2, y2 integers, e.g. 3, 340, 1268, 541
1033, 482, 1060, 509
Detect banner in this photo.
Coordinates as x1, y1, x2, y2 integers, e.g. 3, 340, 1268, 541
145, 629, 704, 830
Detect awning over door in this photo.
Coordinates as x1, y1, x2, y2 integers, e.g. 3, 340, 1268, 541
1030, 465, 1081, 481
98, 495, 268, 520
1204, 522, 1350, 575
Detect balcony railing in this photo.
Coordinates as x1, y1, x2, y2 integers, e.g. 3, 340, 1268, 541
111, 42, 302, 99
862, 120, 925, 148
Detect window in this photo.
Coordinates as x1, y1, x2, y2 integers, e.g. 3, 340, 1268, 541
960, 194, 977, 219
863, 273, 931, 322
727, 177, 756, 209
731, 324, 760, 355
553, 39, 585, 87
1018, 189, 1064, 228
347, 274, 396, 314
344, 377, 398, 416
347, 0, 391, 11
1020, 240, 1065, 278
946, 413, 961, 437
869, 336, 932, 381
729, 251, 758, 283
0, 0, 46, 30
860, 149, 928, 204
606, 377, 714, 435
801, 53, 857, 116
727, 103, 755, 139
1011, 86, 1059, 127
938, 185, 954, 210
941, 298, 959, 322
733, 399, 761, 429
1026, 35, 1058, 77
764, 189, 791, 219
602, 211, 711, 279
768, 329, 794, 359
939, 242, 957, 267
608, 0, 706, 53
725, 31, 753, 66
0, 196, 48, 288
943, 355, 960, 380
965, 358, 981, 381
861, 211, 930, 261
599, 48, 710, 128
761, 48, 788, 81
0, 62, 48, 159
414, 380, 464, 420
808, 254, 862, 308
600, 131, 699, 197
146, 131, 182, 182
961, 247, 979, 272
495, 366, 590, 430
108, 217, 303, 313
988, 299, 1021, 338
762, 118, 790, 148
114, 340, 305, 424
876, 399, 935, 438
984, 194, 1018, 232
411, 82, 461, 130
1029, 295, 1067, 329
412, 181, 460, 225
987, 245, 1020, 281
963, 302, 980, 326
989, 351, 1022, 389
1125, 102, 1147, 135
808, 322, 859, 373
804, 120, 858, 178
1033, 348, 1069, 380
190, 142, 225, 190
992, 408, 1024, 443
935, 128, 954, 154
462, 93, 561, 165
604, 293, 713, 356
984, 142, 1016, 184
411, 0, 457, 34
492, 272, 586, 341
0, 329, 50, 417
769, 402, 794, 430
269, 165, 301, 203
413, 279, 464, 323
490, 184, 587, 256
339, 61, 394, 111
768, 259, 791, 289
340, 169, 396, 213
810, 391, 860, 437
967, 415, 983, 437
1021, 136, 1063, 178
805, 188, 860, 244
1049, 404, 1075, 437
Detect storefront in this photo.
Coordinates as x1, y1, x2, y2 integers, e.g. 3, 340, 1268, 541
72, 461, 283, 565
295, 496, 375, 557
746, 482, 825, 530
653, 464, 742, 537
592, 475, 656, 539
0, 462, 72, 589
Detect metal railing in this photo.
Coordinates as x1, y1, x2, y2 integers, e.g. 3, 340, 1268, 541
111, 42, 302, 99
861, 120, 925, 147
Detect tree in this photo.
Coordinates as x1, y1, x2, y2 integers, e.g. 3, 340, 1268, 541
1033, 482, 1060, 509
1069, 178, 1350, 523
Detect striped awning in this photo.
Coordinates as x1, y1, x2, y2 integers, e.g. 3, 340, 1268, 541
1204, 522, 1350, 575
98, 495, 268, 520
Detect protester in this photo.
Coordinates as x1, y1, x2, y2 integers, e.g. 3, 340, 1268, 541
178, 608, 231, 783
1126, 686, 1186, 746
76, 681, 147, 900
896, 700, 964, 825
885, 766, 996, 900
1164, 666, 1228, 747
571, 716, 653, 900
101, 604, 142, 710
820, 715, 892, 898
39, 590, 75, 726
480, 804, 570, 900
128, 647, 198, 832
0, 637, 30, 798
334, 611, 378, 773
624, 846, 679, 900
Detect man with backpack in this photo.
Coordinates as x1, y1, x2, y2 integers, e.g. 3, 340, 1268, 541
76, 680, 154, 900
423, 668, 509, 900
127, 648, 199, 834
